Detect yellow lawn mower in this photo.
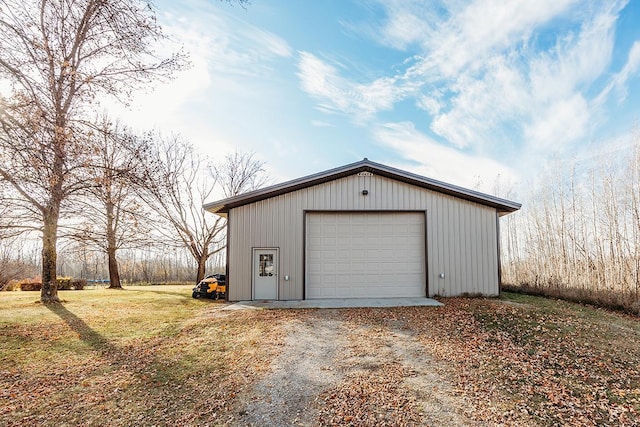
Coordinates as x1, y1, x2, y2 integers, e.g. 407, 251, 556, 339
192, 274, 226, 300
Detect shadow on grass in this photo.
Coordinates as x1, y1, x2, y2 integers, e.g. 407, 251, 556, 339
45, 303, 116, 354
37, 300, 233, 425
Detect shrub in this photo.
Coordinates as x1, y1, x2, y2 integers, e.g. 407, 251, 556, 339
57, 277, 72, 290
0, 280, 20, 291
57, 277, 87, 290
70, 279, 86, 290
19, 279, 42, 291
0, 256, 38, 291
9, 277, 88, 291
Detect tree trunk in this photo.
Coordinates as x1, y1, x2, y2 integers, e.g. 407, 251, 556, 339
196, 255, 207, 284
41, 127, 66, 303
105, 200, 122, 289
41, 210, 60, 303
107, 246, 122, 289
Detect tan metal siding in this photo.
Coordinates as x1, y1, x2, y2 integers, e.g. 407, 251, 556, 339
227, 173, 500, 300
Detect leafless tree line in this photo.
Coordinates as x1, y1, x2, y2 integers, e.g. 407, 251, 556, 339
0, 133, 268, 289
56, 246, 226, 284
501, 130, 640, 313
0, 0, 259, 301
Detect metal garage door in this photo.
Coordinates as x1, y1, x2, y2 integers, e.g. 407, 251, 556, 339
306, 212, 426, 299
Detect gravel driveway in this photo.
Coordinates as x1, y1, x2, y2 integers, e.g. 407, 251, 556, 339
234, 309, 473, 426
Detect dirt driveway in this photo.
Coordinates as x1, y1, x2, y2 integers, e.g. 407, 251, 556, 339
208, 296, 640, 427
233, 309, 474, 427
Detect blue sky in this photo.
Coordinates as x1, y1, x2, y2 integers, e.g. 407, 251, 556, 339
121, 0, 640, 196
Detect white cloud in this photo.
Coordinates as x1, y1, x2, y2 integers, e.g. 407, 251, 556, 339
105, 0, 294, 158
595, 40, 640, 105
373, 121, 520, 191
415, 94, 441, 116
398, 0, 579, 79
430, 55, 531, 149
311, 120, 335, 128
296, 51, 411, 122
163, 4, 291, 80
297, 0, 632, 163
523, 94, 590, 150
614, 41, 640, 98
374, 0, 438, 50
412, 0, 626, 154
100, 0, 638, 191
528, 2, 622, 103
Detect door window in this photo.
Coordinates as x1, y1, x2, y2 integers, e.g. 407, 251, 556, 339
259, 254, 274, 276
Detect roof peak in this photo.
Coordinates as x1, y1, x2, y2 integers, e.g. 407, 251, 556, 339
204, 158, 521, 215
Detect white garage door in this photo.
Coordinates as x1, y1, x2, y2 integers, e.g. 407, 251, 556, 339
306, 212, 426, 299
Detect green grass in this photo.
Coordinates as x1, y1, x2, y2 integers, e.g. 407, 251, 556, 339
0, 286, 286, 426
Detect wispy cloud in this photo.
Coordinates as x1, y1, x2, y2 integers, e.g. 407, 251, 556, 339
111, 0, 294, 148
373, 122, 520, 191
399, 0, 628, 155
420, 0, 578, 77
298, 0, 636, 162
311, 120, 335, 128
613, 41, 640, 100
162, 2, 292, 80
595, 40, 640, 105
524, 94, 591, 150
296, 51, 410, 122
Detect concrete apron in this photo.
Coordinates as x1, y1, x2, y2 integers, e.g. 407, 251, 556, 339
222, 298, 443, 310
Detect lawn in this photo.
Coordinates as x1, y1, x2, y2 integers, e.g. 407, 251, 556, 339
1, 288, 639, 426
0, 286, 290, 426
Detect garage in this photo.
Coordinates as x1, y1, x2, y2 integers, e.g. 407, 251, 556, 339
306, 212, 426, 299
203, 158, 521, 301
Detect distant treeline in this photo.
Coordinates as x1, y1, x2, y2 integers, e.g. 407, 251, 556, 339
501, 131, 640, 314
0, 242, 224, 289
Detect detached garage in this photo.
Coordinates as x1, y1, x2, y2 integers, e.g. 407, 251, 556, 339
204, 158, 520, 301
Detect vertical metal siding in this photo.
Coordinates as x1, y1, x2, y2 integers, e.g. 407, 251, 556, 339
227, 173, 500, 300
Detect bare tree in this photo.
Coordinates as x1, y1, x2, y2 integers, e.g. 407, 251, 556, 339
0, 236, 39, 290
0, 186, 29, 239
214, 151, 269, 197
139, 135, 225, 283
0, 0, 184, 302
501, 129, 640, 313
139, 138, 271, 283
67, 117, 151, 289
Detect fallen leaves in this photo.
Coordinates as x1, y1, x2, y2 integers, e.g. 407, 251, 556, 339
319, 362, 423, 427
2, 289, 639, 426
400, 296, 640, 426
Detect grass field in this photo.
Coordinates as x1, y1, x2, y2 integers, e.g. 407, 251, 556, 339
1, 288, 639, 426
0, 286, 290, 426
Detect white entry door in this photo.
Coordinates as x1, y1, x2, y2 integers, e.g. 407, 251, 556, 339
253, 248, 278, 300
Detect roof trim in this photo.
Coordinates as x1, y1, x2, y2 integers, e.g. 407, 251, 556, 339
203, 158, 521, 215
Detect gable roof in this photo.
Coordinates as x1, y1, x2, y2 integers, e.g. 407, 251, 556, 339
204, 158, 521, 216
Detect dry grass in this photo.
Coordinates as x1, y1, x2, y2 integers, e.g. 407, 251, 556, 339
407, 293, 640, 425
0, 286, 290, 426
502, 282, 640, 315
2, 289, 639, 426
